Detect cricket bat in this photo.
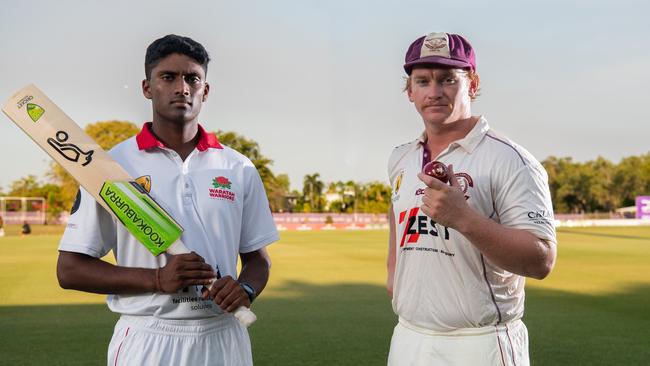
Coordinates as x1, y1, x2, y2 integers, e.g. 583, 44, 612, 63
2, 84, 256, 327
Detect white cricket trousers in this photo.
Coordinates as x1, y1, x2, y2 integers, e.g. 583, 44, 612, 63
107, 315, 252, 366
387, 318, 530, 366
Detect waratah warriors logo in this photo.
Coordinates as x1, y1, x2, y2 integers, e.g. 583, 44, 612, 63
213, 176, 232, 190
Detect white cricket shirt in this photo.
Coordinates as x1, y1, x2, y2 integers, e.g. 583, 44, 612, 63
60, 123, 279, 319
388, 117, 556, 332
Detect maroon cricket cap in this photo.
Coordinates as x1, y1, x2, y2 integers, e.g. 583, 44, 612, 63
404, 32, 476, 75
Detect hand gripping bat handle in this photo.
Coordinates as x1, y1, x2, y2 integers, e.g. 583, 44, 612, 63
205, 277, 257, 327
167, 240, 257, 327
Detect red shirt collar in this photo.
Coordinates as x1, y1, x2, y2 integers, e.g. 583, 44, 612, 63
136, 122, 223, 151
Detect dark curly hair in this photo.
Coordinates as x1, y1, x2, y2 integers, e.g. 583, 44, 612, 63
145, 34, 210, 80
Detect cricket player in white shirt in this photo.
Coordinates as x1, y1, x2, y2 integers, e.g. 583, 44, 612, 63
387, 32, 557, 366
57, 35, 278, 366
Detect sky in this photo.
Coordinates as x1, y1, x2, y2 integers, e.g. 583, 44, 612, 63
1, 0, 648, 191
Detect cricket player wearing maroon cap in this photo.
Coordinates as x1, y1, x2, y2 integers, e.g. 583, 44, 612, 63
386, 32, 557, 365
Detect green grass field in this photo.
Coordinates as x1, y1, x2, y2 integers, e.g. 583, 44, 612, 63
1, 225, 649, 365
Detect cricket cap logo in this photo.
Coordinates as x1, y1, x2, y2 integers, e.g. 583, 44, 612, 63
27, 103, 45, 122
213, 176, 232, 189
424, 37, 447, 51
47, 130, 94, 166
421, 32, 451, 58
135, 175, 152, 193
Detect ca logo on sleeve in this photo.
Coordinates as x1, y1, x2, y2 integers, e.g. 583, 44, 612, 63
392, 169, 405, 202
135, 175, 152, 193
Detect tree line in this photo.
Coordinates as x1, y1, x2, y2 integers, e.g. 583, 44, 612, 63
0, 121, 390, 219
1, 121, 648, 217
543, 155, 650, 213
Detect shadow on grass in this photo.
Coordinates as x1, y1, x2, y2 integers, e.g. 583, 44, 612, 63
525, 284, 650, 366
0, 304, 119, 366
249, 282, 395, 366
1, 283, 648, 366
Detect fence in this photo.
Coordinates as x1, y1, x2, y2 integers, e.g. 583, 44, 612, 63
273, 213, 388, 231
21, 212, 650, 230
0, 197, 46, 225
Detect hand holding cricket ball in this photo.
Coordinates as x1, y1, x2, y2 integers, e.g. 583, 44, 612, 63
2, 84, 256, 327
422, 160, 449, 183
418, 161, 471, 229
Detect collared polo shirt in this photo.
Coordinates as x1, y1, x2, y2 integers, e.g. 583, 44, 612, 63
60, 123, 279, 319
388, 116, 556, 332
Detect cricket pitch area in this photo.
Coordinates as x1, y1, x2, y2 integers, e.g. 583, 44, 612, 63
1, 226, 649, 365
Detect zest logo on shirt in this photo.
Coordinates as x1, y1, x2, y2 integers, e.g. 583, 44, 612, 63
398, 208, 450, 247
209, 176, 235, 201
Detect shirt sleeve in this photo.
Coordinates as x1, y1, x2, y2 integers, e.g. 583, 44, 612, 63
59, 187, 117, 258
239, 165, 279, 253
387, 147, 401, 190
493, 163, 557, 243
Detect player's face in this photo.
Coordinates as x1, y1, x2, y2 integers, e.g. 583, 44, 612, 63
407, 67, 476, 127
143, 53, 209, 125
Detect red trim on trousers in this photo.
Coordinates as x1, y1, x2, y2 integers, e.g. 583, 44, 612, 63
114, 327, 130, 366
505, 324, 517, 366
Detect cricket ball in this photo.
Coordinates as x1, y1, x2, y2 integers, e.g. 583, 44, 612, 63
423, 161, 449, 183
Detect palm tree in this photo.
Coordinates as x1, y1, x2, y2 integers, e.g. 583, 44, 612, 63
303, 173, 324, 212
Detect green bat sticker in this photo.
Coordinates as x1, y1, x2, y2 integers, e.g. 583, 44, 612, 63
99, 181, 183, 256
26, 103, 45, 122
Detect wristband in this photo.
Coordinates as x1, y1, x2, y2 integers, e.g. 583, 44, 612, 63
239, 282, 256, 303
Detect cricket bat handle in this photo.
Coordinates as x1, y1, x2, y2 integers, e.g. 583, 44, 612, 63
232, 305, 257, 327
204, 279, 257, 327
167, 240, 257, 327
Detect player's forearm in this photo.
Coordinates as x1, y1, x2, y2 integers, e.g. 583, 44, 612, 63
456, 212, 556, 279
238, 249, 271, 297
57, 251, 156, 294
